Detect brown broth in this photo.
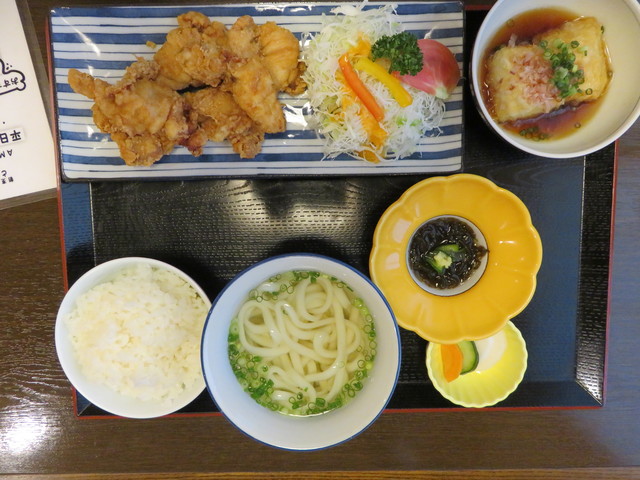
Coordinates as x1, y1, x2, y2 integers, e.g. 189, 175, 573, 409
480, 8, 606, 141
503, 98, 599, 140
487, 8, 578, 50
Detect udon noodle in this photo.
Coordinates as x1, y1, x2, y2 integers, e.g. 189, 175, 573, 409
228, 270, 377, 416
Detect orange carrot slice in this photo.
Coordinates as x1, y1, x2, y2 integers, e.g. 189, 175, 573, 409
357, 149, 381, 164
338, 54, 384, 122
338, 71, 387, 163
440, 343, 463, 383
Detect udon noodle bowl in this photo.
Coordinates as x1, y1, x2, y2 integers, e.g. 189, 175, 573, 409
227, 270, 377, 416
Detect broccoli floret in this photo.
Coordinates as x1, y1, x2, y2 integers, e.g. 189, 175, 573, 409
371, 32, 423, 76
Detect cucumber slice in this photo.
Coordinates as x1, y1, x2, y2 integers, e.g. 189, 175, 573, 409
435, 243, 467, 262
458, 340, 479, 374
425, 250, 453, 274
435, 243, 461, 254
424, 244, 469, 274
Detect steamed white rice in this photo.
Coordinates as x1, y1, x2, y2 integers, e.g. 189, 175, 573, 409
65, 263, 208, 404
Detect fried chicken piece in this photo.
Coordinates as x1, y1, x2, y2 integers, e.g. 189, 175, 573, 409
67, 59, 194, 166
258, 21, 306, 95
226, 15, 261, 57
154, 11, 230, 90
227, 16, 286, 134
228, 57, 286, 134
183, 88, 264, 158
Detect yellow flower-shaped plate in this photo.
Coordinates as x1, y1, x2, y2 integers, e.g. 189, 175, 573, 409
426, 321, 528, 408
369, 174, 542, 344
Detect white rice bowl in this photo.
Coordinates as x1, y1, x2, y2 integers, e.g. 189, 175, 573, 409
55, 257, 211, 418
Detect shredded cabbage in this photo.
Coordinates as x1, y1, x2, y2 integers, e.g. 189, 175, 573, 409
301, 2, 445, 161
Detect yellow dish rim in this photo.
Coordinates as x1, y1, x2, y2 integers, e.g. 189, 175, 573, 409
369, 173, 542, 344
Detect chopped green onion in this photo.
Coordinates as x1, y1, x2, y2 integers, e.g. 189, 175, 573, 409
539, 38, 586, 98
519, 125, 549, 141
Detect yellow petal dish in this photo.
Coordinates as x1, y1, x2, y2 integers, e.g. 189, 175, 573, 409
426, 322, 528, 408
369, 174, 542, 344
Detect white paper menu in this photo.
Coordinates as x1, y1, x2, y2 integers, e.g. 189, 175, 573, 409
0, 0, 57, 209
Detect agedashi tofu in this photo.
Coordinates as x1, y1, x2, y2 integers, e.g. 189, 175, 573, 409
486, 16, 611, 123
486, 44, 562, 123
535, 17, 610, 104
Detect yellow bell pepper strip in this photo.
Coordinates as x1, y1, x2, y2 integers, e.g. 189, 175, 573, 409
338, 53, 384, 122
348, 37, 372, 57
353, 57, 413, 108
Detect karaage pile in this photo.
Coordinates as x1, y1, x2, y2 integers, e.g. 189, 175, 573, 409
67, 11, 306, 167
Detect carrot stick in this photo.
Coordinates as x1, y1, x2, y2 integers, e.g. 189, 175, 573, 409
440, 344, 463, 383
339, 77, 386, 164
338, 54, 384, 122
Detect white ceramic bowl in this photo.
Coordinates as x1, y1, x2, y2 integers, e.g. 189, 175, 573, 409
471, 0, 640, 158
201, 253, 401, 451
55, 257, 211, 418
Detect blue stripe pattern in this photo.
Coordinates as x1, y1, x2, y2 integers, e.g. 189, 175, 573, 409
51, 2, 464, 180
57, 122, 463, 143
60, 148, 463, 167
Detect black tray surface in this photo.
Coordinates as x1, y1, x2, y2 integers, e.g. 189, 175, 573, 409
59, 9, 612, 416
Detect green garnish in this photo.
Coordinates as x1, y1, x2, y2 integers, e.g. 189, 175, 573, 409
519, 125, 549, 141
370, 32, 423, 76
539, 39, 586, 98
424, 244, 467, 274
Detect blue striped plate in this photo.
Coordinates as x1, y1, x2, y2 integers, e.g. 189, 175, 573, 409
50, 2, 464, 180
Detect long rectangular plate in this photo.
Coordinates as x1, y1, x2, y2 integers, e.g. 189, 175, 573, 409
49, 2, 464, 181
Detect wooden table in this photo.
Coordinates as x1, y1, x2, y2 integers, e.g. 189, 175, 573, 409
2, 0, 640, 478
